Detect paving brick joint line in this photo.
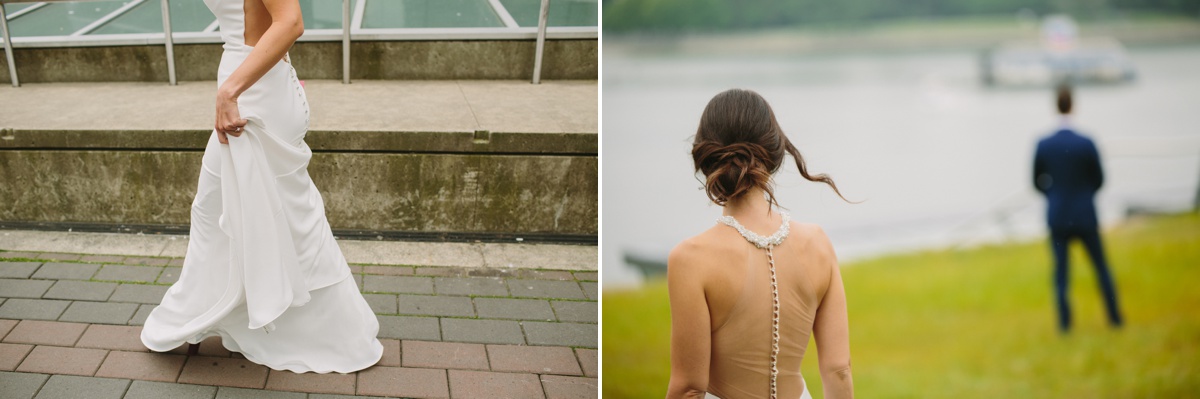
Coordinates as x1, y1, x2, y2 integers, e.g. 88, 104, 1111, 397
0, 252, 597, 398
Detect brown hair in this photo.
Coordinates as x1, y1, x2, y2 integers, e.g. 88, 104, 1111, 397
1056, 84, 1073, 114
691, 88, 849, 207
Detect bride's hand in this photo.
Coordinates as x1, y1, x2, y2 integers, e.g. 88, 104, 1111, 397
215, 87, 248, 144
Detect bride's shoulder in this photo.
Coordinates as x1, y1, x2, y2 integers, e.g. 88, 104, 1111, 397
667, 226, 735, 271
790, 221, 829, 241
788, 221, 837, 259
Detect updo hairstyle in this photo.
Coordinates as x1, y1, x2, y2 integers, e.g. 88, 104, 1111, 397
691, 89, 847, 207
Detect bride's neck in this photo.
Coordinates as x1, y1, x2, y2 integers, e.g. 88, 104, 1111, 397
722, 187, 773, 220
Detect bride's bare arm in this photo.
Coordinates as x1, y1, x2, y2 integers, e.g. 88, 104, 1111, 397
214, 0, 303, 143
666, 243, 712, 399
813, 231, 854, 399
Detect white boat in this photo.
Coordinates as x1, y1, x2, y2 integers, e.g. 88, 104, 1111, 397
981, 15, 1136, 86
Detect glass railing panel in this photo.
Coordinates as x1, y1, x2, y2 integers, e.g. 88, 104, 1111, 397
90, 0, 215, 35
3, 0, 596, 41
301, 0, 358, 29
499, 0, 596, 27
7, 1, 128, 37
3, 3, 40, 15
363, 0, 503, 28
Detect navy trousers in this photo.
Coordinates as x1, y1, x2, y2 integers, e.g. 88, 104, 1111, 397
1050, 227, 1124, 332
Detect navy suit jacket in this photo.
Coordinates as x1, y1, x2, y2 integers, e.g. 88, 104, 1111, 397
1034, 128, 1104, 230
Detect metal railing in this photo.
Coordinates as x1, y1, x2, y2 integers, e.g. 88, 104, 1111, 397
1, 0, 581, 87
341, 0, 349, 84
532, 0, 550, 84
0, 2, 15, 85
0, 0, 179, 87
160, 0, 176, 85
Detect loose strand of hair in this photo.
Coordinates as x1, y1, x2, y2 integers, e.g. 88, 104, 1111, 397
784, 139, 857, 203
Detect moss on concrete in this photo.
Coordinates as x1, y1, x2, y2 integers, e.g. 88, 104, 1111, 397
0, 40, 597, 84
0, 150, 597, 234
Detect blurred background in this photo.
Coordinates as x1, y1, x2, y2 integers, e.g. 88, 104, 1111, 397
601, 0, 1200, 397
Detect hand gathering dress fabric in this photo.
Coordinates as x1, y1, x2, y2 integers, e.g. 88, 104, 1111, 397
139, 0, 383, 373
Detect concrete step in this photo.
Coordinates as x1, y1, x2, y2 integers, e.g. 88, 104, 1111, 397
0, 80, 598, 237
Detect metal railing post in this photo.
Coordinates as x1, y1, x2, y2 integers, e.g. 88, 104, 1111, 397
160, 0, 176, 85
342, 0, 350, 84
1, 4, 19, 87
531, 0, 549, 84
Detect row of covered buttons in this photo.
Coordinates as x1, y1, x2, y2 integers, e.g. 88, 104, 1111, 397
289, 67, 309, 128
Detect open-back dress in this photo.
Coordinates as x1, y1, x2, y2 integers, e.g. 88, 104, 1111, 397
140, 0, 383, 373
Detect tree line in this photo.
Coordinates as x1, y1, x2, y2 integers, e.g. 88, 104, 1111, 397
602, 0, 1200, 33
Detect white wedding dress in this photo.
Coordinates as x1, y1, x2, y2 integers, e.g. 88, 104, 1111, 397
140, 0, 382, 373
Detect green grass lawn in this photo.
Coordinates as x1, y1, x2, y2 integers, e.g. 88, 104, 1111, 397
602, 212, 1200, 398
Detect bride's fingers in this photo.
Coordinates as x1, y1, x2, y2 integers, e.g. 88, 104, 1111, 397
219, 121, 243, 137
215, 98, 244, 137
217, 130, 229, 144
227, 119, 247, 137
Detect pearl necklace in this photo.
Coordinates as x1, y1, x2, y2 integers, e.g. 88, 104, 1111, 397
716, 211, 789, 399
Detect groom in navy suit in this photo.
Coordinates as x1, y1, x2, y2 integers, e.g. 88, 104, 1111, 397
1033, 85, 1124, 333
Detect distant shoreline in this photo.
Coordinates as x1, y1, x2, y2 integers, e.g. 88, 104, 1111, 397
604, 15, 1200, 57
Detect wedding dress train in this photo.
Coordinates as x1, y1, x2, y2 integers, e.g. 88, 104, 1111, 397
140, 0, 382, 373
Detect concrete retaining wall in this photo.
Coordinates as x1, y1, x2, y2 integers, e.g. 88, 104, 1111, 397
0, 40, 598, 83
0, 129, 597, 235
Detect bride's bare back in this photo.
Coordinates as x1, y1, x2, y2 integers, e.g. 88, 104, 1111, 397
668, 216, 853, 399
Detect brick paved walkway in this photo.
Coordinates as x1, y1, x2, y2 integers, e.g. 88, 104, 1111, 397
0, 250, 597, 399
